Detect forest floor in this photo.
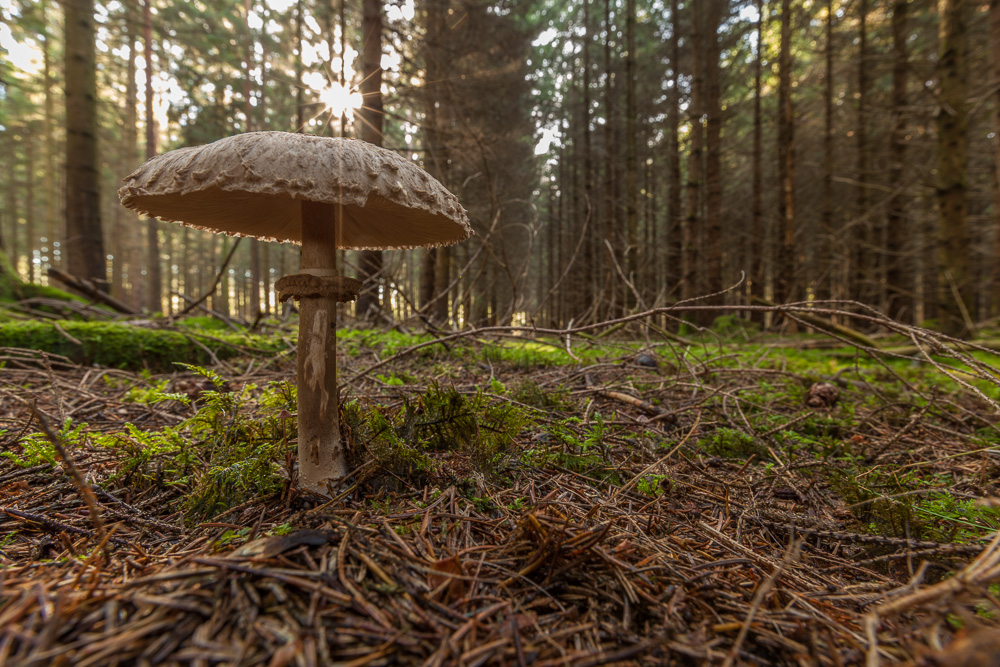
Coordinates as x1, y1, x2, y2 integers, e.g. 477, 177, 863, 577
2, 312, 1000, 666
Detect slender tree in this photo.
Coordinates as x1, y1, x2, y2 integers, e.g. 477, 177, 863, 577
682, 0, 704, 310
937, 0, 970, 335
750, 0, 765, 306
64, 0, 106, 288
624, 0, 638, 303
818, 0, 833, 302
703, 0, 726, 300
355, 0, 386, 321
665, 0, 682, 303
886, 0, 910, 320
774, 0, 795, 303
144, 0, 162, 312
854, 0, 870, 303
991, 0, 1000, 313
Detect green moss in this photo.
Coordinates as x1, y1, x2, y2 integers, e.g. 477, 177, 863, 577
0, 321, 284, 370
698, 427, 770, 461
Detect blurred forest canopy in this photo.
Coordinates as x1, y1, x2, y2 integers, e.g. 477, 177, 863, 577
0, 0, 992, 334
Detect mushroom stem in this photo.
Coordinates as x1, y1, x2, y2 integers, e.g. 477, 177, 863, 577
296, 199, 347, 496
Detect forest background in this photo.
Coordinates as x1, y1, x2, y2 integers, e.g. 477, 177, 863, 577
0, 0, 988, 335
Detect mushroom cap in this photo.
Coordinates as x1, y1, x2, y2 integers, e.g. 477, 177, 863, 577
118, 132, 472, 250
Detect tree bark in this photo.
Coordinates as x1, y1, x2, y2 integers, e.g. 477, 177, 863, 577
682, 0, 704, 315
602, 0, 617, 318
666, 0, 682, 304
144, 0, 162, 313
886, 0, 910, 321
624, 0, 638, 307
578, 0, 595, 321
355, 0, 385, 322
750, 0, 765, 309
991, 0, 1000, 315
25, 125, 36, 283
703, 0, 726, 301
42, 3, 58, 273
64, 0, 106, 289
774, 0, 796, 304
818, 0, 833, 303
937, 0, 970, 335
854, 0, 870, 303
125, 0, 144, 309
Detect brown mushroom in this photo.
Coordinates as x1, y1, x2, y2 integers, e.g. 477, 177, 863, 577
119, 131, 471, 496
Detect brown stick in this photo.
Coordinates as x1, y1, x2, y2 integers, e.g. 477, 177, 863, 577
47, 267, 137, 315
584, 373, 665, 417
177, 237, 243, 316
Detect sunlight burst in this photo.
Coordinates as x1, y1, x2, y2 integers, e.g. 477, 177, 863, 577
318, 83, 364, 120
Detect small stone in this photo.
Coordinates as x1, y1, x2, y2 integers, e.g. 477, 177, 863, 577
635, 353, 659, 368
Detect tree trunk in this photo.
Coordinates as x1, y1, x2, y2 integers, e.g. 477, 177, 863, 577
144, 0, 162, 313
818, 0, 833, 303
991, 0, 1000, 315
602, 0, 617, 318
750, 0, 765, 310
937, 0, 970, 335
421, 0, 451, 324
703, 0, 726, 301
624, 0, 638, 307
666, 0, 682, 304
578, 0, 595, 322
64, 0, 106, 289
886, 0, 910, 321
774, 0, 796, 304
25, 126, 36, 283
355, 0, 385, 322
42, 4, 58, 273
854, 0, 870, 304
294, 0, 305, 132
125, 0, 144, 309
682, 0, 704, 314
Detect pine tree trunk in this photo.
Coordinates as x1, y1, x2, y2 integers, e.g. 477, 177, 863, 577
937, 0, 970, 335
666, 0, 682, 305
25, 126, 36, 284
818, 0, 833, 303
294, 0, 305, 132
64, 0, 106, 289
144, 0, 162, 313
4, 132, 17, 269
421, 0, 451, 324
682, 0, 704, 312
602, 0, 616, 318
774, 0, 796, 304
886, 0, 910, 321
854, 0, 870, 303
42, 5, 59, 272
750, 0, 765, 310
703, 0, 726, 301
624, 0, 638, 308
991, 0, 1000, 315
578, 0, 595, 322
125, 0, 143, 309
355, 0, 385, 322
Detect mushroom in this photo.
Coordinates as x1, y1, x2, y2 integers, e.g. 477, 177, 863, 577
119, 131, 471, 496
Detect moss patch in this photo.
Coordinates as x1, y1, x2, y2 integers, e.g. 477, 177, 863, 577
0, 321, 285, 370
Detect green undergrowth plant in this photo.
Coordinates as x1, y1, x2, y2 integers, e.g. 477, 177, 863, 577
527, 414, 620, 484
7, 366, 298, 522
177, 366, 295, 521
344, 383, 533, 490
